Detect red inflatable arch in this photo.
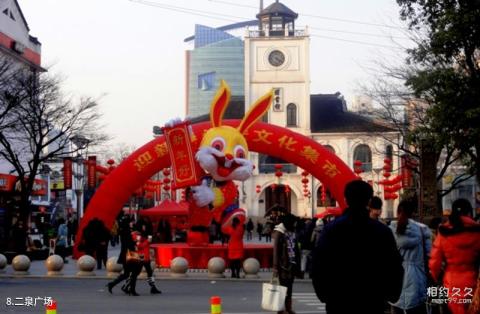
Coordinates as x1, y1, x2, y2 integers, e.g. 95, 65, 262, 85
73, 121, 357, 257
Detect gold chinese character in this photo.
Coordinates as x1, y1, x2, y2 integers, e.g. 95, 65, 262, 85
133, 152, 154, 172
154, 143, 168, 158
323, 160, 340, 178
300, 146, 319, 163
172, 134, 184, 146
178, 165, 191, 178
252, 129, 273, 144
278, 135, 297, 152
177, 150, 188, 160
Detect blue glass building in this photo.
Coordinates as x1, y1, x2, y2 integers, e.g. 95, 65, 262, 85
186, 25, 245, 118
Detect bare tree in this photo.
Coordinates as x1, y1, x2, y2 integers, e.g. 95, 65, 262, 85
0, 65, 108, 222
359, 59, 473, 201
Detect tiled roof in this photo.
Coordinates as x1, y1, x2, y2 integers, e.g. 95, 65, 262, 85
310, 94, 395, 133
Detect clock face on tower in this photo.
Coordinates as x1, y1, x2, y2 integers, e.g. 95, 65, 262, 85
268, 50, 285, 67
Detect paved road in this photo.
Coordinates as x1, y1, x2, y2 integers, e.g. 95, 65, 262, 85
0, 278, 325, 314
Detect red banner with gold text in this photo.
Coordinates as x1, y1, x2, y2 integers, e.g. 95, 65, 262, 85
162, 122, 201, 189
63, 157, 72, 189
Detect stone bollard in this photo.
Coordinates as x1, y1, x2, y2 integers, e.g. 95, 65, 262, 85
106, 256, 122, 278
45, 255, 64, 276
170, 257, 188, 278
0, 254, 6, 273
242, 258, 260, 279
138, 261, 156, 279
76, 255, 96, 276
207, 257, 225, 278
12, 255, 31, 275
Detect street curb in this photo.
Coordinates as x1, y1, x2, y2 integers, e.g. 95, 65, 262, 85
0, 274, 313, 283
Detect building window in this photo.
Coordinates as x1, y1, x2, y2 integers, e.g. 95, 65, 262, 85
317, 185, 336, 207
353, 144, 372, 172
197, 72, 215, 91
261, 110, 269, 123
286, 103, 297, 126
324, 145, 335, 154
385, 145, 393, 161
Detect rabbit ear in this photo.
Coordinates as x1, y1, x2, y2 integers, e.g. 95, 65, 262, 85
210, 80, 231, 127
238, 89, 273, 135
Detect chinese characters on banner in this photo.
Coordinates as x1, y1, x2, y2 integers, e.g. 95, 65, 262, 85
87, 156, 97, 189
63, 157, 72, 189
162, 122, 201, 189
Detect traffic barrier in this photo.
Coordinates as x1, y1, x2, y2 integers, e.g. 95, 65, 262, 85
210, 296, 221, 314
46, 299, 57, 314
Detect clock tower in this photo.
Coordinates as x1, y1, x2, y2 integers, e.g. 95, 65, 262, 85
244, 0, 310, 135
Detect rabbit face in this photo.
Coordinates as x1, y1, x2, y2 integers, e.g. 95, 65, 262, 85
197, 80, 273, 182
196, 125, 253, 182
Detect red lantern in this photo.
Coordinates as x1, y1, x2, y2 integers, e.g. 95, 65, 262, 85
383, 172, 391, 178
163, 185, 171, 191
301, 178, 309, 184
284, 185, 290, 193
275, 171, 283, 177
301, 171, 309, 177
274, 164, 283, 170
271, 183, 277, 190
354, 160, 363, 167
303, 188, 308, 193
107, 159, 115, 165
321, 186, 327, 202
384, 158, 392, 164
163, 177, 171, 184
162, 168, 171, 176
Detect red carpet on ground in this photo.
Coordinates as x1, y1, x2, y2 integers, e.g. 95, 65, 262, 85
151, 243, 273, 269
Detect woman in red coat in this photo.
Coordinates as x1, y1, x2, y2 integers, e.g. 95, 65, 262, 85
222, 217, 244, 278
429, 199, 480, 314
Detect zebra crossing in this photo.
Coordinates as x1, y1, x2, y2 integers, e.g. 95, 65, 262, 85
293, 292, 326, 313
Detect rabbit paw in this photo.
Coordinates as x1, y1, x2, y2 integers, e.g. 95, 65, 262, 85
164, 117, 184, 128
192, 180, 214, 208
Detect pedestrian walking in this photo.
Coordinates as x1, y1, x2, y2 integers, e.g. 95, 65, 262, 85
55, 218, 69, 263
297, 218, 314, 279
429, 198, 480, 314
133, 230, 161, 294
107, 216, 140, 296
389, 200, 432, 314
263, 220, 273, 242
272, 212, 300, 314
222, 217, 245, 278
246, 218, 254, 241
311, 180, 404, 314
257, 222, 263, 241
369, 196, 383, 221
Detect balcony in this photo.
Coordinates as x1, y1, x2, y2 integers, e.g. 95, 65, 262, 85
246, 28, 307, 38
258, 163, 297, 174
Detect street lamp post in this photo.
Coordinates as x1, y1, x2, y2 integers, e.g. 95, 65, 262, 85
73, 156, 85, 220
70, 134, 90, 224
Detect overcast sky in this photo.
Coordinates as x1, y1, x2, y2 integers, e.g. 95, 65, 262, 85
19, 0, 410, 151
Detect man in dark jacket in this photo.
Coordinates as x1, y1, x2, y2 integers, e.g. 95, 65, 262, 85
311, 180, 403, 314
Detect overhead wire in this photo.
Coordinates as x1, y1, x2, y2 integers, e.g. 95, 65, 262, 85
128, 0, 409, 49
207, 0, 405, 30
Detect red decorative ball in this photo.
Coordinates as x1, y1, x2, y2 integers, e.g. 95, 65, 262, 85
163, 168, 171, 176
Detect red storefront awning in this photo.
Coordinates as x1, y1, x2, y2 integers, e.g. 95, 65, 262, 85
139, 200, 189, 217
